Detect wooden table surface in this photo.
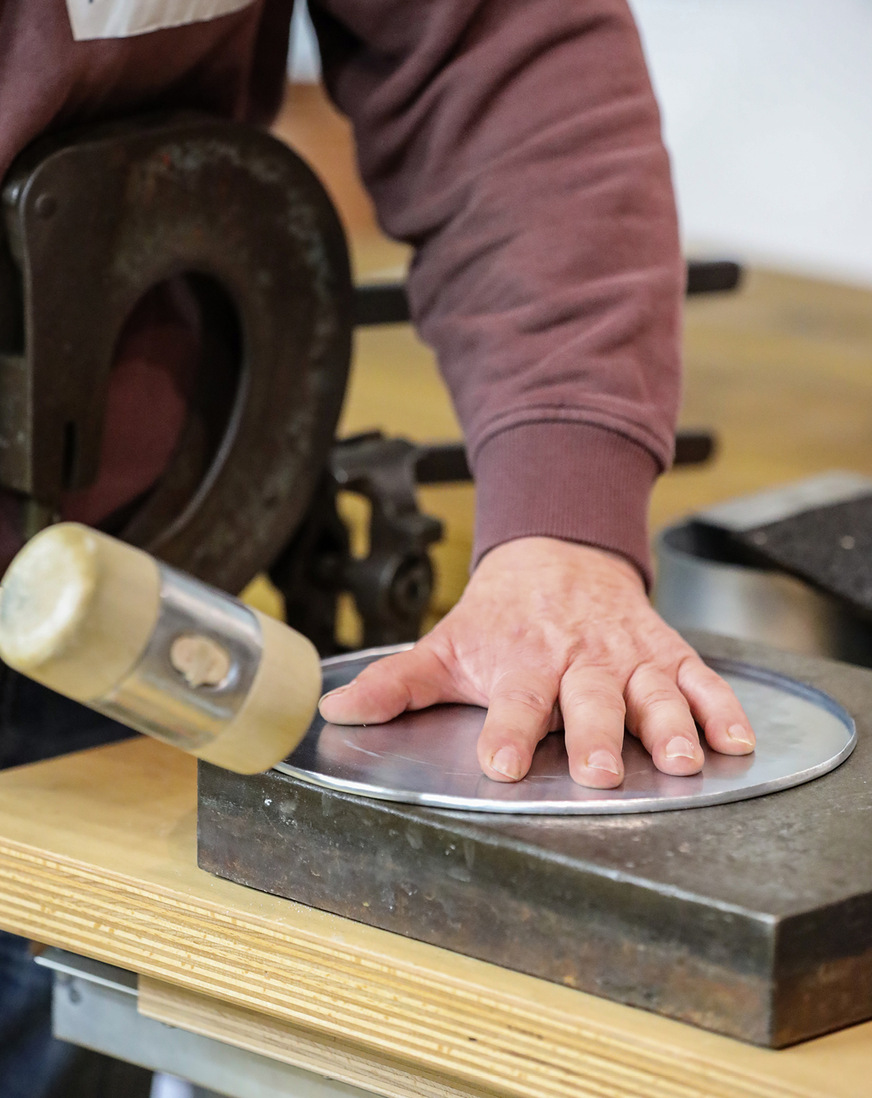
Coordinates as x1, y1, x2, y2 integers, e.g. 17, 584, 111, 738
0, 737, 870, 1098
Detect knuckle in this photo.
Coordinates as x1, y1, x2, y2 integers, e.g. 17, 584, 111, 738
674, 652, 719, 688
562, 683, 625, 718
676, 655, 739, 700
637, 685, 680, 713
496, 685, 552, 716
625, 667, 685, 723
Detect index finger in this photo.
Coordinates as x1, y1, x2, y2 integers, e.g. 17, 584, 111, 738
476, 669, 558, 783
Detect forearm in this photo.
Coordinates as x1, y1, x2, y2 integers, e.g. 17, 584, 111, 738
314, 0, 684, 581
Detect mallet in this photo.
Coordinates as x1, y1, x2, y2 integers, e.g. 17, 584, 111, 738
0, 523, 321, 773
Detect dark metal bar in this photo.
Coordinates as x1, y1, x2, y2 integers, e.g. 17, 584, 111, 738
686, 260, 743, 296
674, 429, 716, 467
353, 283, 410, 326
354, 261, 744, 328
414, 443, 470, 484
410, 430, 714, 487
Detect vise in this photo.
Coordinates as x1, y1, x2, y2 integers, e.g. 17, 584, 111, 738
0, 114, 352, 589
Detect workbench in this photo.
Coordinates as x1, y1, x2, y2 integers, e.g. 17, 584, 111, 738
0, 736, 869, 1098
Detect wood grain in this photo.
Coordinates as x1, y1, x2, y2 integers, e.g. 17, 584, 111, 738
138, 978, 494, 1098
0, 738, 871, 1098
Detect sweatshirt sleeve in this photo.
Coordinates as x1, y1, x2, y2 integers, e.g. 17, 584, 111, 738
310, 0, 684, 584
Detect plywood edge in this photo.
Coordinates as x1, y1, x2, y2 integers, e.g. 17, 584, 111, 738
0, 833, 829, 1098
139, 976, 491, 1098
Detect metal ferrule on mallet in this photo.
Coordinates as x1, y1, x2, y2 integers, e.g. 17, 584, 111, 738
0, 524, 322, 773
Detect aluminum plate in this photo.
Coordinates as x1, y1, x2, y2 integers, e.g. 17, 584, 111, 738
274, 645, 857, 814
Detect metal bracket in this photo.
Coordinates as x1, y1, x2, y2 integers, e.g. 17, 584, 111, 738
0, 114, 353, 593
37, 948, 379, 1098
271, 432, 452, 653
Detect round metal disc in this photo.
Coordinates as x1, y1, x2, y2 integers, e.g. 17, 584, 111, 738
274, 645, 857, 814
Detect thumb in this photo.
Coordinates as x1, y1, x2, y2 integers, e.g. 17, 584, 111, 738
318, 642, 461, 725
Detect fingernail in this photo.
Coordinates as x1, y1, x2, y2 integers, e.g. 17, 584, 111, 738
491, 746, 524, 780
587, 749, 621, 776
665, 736, 698, 760
319, 683, 353, 704
727, 723, 755, 748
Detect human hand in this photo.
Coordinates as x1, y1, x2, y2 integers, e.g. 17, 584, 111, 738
318, 537, 755, 788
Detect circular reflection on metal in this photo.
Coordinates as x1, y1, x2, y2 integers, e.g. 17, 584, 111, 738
274, 645, 857, 814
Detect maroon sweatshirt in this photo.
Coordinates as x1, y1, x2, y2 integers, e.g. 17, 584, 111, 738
0, 0, 683, 584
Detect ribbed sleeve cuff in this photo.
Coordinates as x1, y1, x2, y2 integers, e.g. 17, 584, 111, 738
472, 421, 661, 587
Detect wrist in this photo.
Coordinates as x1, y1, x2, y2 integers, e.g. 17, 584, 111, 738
475, 536, 646, 593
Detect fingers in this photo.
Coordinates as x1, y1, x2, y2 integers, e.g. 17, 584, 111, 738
560, 667, 626, 788
559, 657, 754, 786
676, 656, 756, 755
622, 657, 755, 777
318, 643, 459, 725
476, 669, 558, 783
318, 602, 753, 798
624, 665, 704, 775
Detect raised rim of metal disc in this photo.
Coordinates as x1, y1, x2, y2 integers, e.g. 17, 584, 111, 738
274, 644, 857, 814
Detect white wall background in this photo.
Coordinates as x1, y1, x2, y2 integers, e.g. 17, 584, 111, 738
289, 1, 872, 287
288, 2, 320, 84
630, 0, 872, 286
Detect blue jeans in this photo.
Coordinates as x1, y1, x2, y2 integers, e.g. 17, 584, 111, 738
0, 667, 145, 1098
0, 931, 73, 1098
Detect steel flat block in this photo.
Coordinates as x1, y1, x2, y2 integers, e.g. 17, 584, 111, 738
197, 632, 872, 1047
